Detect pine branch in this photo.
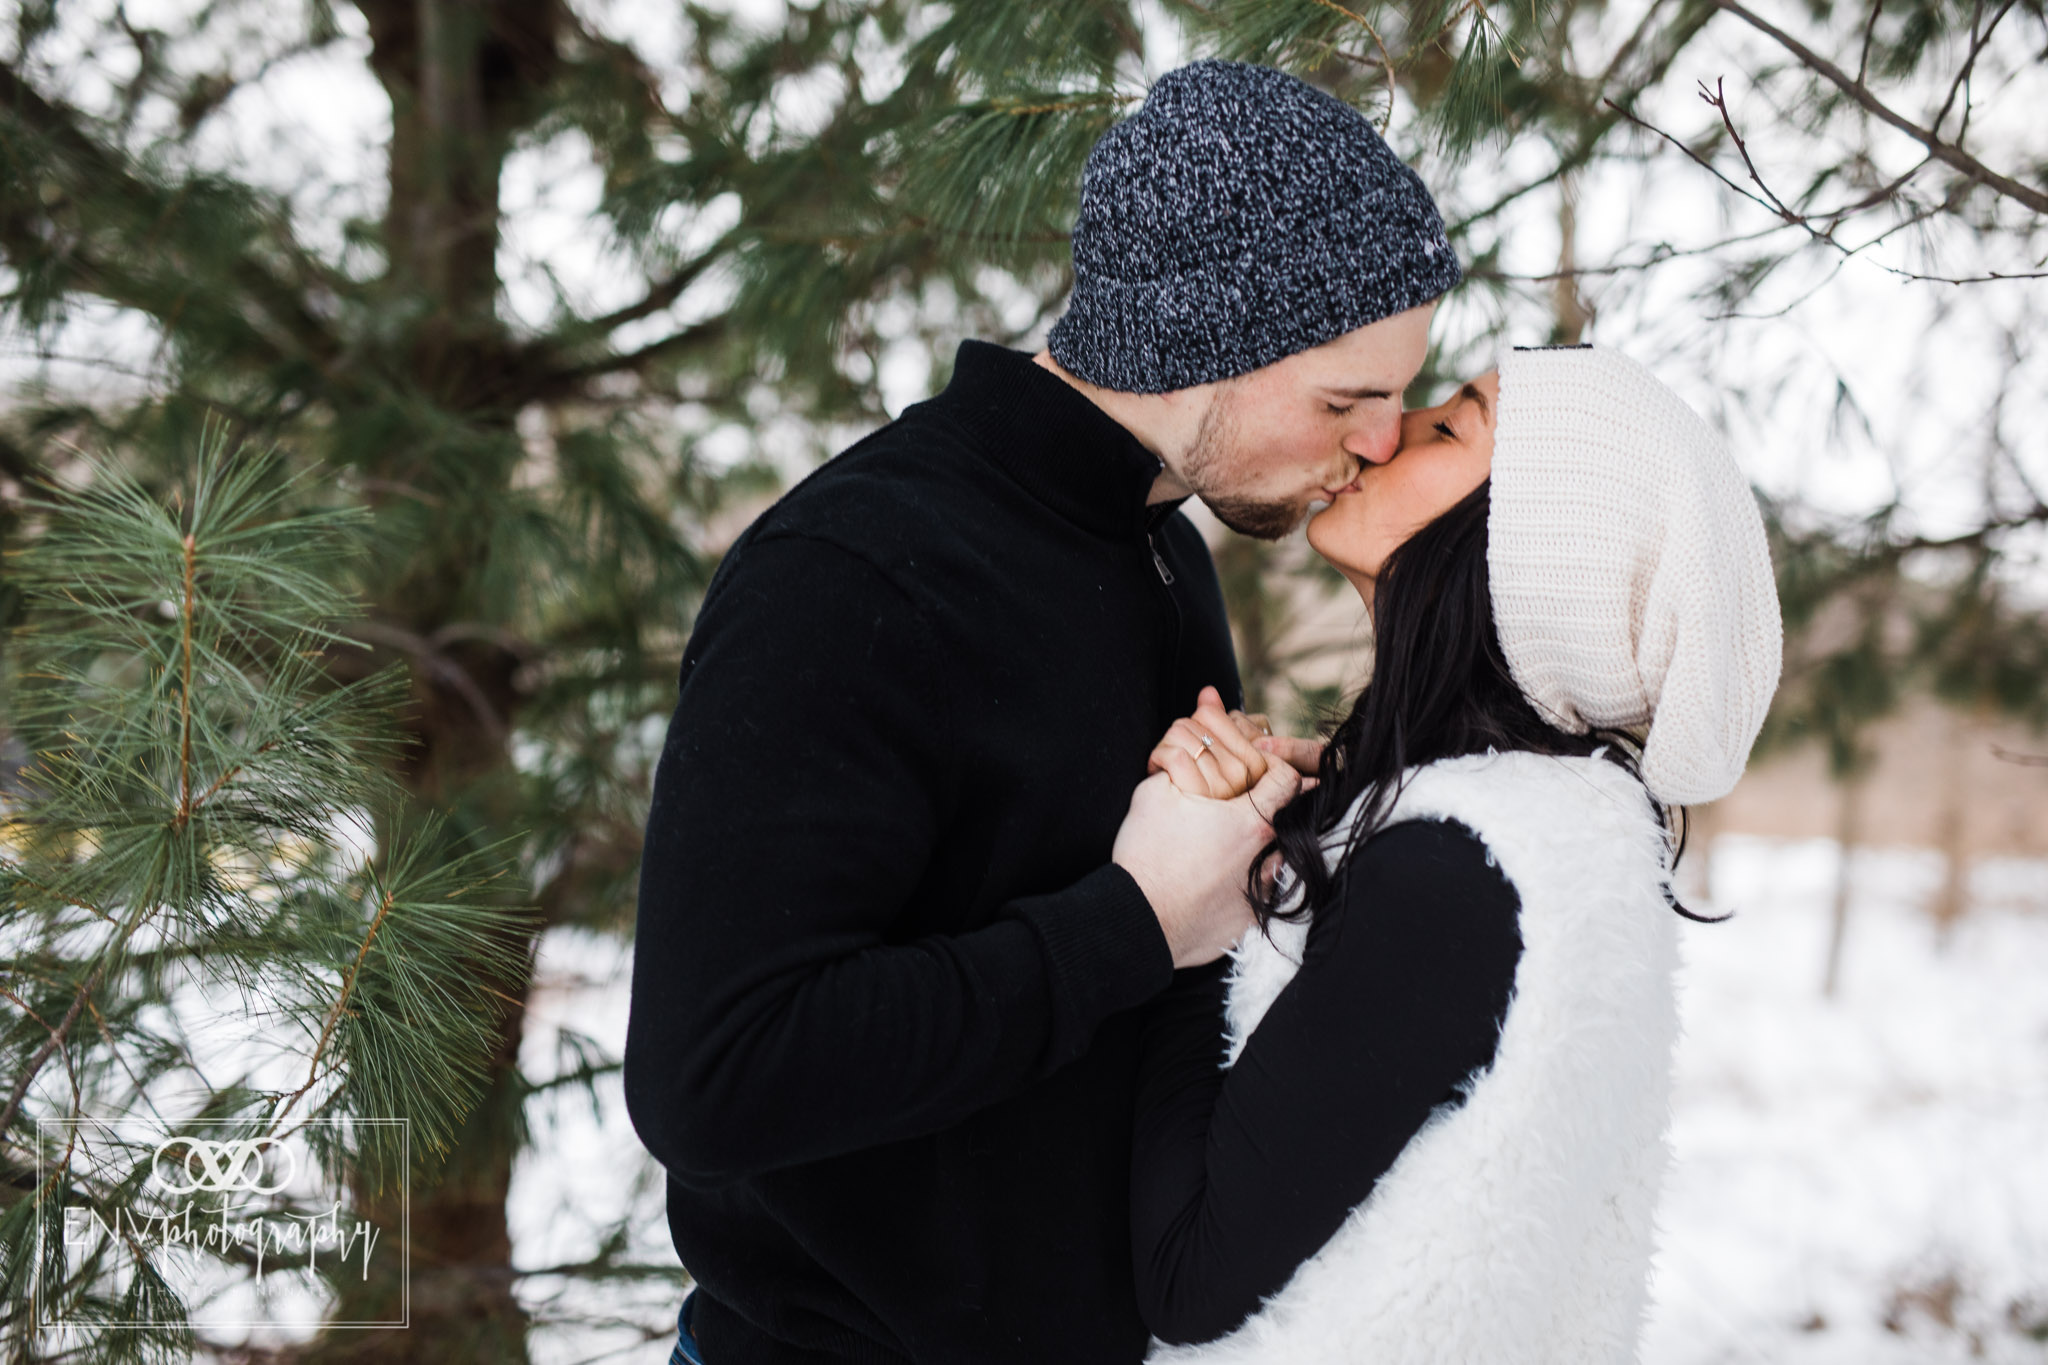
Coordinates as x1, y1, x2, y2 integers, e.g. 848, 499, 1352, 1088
897, 93, 1132, 252
523, 317, 731, 399
175, 531, 198, 826
0, 431, 41, 481
274, 872, 395, 1126
0, 65, 346, 373
295, 825, 534, 1164
3, 427, 540, 1340
1449, 1, 1719, 235
0, 960, 110, 1142
908, 0, 1138, 90
1303, 0, 1397, 88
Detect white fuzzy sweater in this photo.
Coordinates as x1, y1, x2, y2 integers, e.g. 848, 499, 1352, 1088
1148, 750, 1682, 1365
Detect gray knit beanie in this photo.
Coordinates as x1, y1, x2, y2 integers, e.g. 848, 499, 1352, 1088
1047, 59, 1461, 394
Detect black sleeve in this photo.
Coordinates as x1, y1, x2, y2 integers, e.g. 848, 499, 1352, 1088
625, 533, 1174, 1181
1130, 819, 1522, 1346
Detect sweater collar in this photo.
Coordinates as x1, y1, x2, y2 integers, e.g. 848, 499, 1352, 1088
922, 340, 1176, 538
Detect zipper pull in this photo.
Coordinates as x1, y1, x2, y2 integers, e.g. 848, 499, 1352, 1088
1148, 534, 1176, 585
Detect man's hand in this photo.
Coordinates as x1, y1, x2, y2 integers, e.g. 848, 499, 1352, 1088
1113, 759, 1304, 968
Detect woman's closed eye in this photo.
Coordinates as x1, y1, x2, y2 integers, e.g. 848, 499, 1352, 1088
1433, 419, 1457, 440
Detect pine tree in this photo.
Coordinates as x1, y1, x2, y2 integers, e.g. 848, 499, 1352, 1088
4, 4, 1075, 1355
1, 431, 530, 1360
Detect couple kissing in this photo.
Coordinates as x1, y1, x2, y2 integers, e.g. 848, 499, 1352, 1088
626, 58, 1781, 1365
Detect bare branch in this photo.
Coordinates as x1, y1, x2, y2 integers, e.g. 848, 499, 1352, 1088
1710, 0, 2048, 216
1699, 77, 1805, 225
1928, 0, 1999, 136
344, 619, 510, 747
1854, 0, 1882, 85
1708, 254, 1852, 321
1810, 155, 1935, 227
171, 30, 353, 137
579, 234, 736, 337
1602, 96, 2048, 284
1461, 222, 1789, 281
1603, 95, 1792, 222
1892, 508, 2048, 555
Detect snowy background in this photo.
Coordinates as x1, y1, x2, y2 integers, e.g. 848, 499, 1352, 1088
510, 836, 2048, 1365
1648, 838, 2048, 1365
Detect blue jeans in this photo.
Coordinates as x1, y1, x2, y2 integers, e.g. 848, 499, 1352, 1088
667, 1289, 705, 1365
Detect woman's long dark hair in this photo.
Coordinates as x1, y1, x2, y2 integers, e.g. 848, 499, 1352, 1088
1252, 480, 1719, 929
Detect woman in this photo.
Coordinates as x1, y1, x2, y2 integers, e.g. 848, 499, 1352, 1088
1127, 346, 1782, 1363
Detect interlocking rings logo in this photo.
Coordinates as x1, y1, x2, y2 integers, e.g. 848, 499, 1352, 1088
151, 1136, 297, 1195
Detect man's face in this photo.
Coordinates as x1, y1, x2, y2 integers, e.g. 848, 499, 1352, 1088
1175, 301, 1437, 540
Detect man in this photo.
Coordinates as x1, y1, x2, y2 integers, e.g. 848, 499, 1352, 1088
625, 59, 1459, 1365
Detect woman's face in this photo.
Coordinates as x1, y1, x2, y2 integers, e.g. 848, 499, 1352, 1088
1306, 369, 1499, 601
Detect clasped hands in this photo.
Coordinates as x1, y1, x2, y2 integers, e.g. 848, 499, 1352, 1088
1145, 685, 1322, 802
1113, 686, 1323, 969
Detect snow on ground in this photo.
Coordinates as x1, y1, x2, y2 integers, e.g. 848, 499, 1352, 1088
511, 928, 686, 1365
1645, 837, 2048, 1365
512, 837, 2048, 1364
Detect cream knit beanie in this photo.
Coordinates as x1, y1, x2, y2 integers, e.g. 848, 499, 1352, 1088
1489, 346, 1783, 805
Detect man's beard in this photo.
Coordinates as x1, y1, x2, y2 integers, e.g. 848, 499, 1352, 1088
1181, 383, 1310, 541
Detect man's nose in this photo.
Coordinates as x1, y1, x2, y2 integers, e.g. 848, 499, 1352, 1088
1344, 413, 1401, 466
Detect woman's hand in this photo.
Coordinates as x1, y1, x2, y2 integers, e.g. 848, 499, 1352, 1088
1148, 686, 1319, 800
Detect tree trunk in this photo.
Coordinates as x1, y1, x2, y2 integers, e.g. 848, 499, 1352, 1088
302, 2, 565, 1359
1550, 171, 1590, 345
310, 630, 540, 1360
1929, 707, 1972, 946
303, 988, 534, 1364
1821, 769, 1865, 997
363, 0, 560, 401
1675, 797, 1719, 905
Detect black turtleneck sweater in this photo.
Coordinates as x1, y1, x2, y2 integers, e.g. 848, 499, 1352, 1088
625, 341, 1243, 1365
